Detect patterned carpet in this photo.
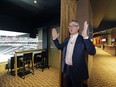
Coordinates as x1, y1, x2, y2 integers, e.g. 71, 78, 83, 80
0, 64, 59, 87
88, 47, 116, 87
1, 47, 116, 87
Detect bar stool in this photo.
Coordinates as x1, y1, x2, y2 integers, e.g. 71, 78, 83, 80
34, 50, 49, 72
19, 52, 34, 79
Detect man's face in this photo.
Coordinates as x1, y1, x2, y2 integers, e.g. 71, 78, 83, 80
68, 21, 79, 35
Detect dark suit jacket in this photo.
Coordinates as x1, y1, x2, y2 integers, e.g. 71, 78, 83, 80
53, 35, 96, 81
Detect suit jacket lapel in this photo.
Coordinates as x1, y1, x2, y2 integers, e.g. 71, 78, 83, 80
73, 35, 82, 57
64, 35, 81, 57
65, 38, 70, 53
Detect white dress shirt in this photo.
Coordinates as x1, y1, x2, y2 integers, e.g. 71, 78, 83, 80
65, 33, 79, 65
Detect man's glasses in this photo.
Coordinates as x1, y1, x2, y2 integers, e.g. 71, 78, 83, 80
68, 25, 79, 28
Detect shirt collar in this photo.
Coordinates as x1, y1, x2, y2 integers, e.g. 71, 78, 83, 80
70, 33, 79, 38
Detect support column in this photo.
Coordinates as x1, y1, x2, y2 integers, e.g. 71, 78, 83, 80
59, 0, 78, 87
76, 0, 93, 85
60, 0, 78, 40
107, 30, 112, 45
108, 34, 111, 45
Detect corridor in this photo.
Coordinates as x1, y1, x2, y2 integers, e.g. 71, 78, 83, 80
88, 47, 116, 87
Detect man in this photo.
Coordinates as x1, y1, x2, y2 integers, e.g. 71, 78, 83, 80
52, 20, 96, 87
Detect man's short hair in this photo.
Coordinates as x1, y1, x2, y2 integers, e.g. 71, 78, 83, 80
71, 20, 78, 23
69, 20, 79, 27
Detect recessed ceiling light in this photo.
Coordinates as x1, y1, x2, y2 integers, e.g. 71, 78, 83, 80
34, 0, 37, 3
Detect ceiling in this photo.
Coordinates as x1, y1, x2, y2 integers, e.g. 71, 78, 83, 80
0, 0, 60, 33
90, 0, 116, 33
0, 0, 115, 37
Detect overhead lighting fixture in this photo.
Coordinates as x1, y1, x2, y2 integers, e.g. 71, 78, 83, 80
34, 0, 37, 3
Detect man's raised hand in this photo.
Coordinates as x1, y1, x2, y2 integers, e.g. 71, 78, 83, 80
82, 21, 89, 38
52, 28, 59, 39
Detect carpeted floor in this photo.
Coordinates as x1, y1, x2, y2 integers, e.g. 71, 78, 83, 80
0, 64, 59, 87
1, 47, 116, 87
88, 47, 116, 87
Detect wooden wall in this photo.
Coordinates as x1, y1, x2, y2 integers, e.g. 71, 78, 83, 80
59, 0, 78, 87
60, 0, 78, 40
